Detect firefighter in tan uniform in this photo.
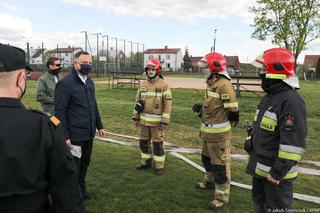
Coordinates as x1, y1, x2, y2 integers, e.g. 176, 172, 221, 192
132, 58, 172, 176
192, 52, 239, 209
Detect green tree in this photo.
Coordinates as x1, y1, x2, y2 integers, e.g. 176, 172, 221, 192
316, 57, 320, 78
249, 0, 320, 61
182, 48, 192, 71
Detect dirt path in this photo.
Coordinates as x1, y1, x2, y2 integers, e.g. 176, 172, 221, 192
95, 77, 263, 92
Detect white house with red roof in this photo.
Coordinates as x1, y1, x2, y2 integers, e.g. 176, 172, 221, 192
143, 46, 183, 71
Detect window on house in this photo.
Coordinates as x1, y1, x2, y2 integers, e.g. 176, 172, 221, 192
158, 55, 161, 61
65, 53, 68, 56
166, 63, 170, 68
149, 55, 153, 59
166, 55, 170, 59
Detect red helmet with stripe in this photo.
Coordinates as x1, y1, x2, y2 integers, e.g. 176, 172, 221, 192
145, 58, 162, 74
253, 48, 295, 79
205, 52, 227, 73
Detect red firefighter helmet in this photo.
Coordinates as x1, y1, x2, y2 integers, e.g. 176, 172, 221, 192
145, 58, 162, 74
205, 52, 227, 73
253, 48, 295, 79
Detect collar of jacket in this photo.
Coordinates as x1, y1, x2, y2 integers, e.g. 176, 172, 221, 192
265, 80, 293, 95
206, 74, 220, 86
47, 72, 59, 81
0, 97, 25, 108
71, 67, 88, 85
147, 75, 159, 83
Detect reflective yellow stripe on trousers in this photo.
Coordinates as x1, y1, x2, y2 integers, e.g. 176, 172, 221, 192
140, 113, 162, 122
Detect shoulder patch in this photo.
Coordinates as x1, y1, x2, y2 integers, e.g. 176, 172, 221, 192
282, 114, 295, 131
221, 94, 230, 100
140, 86, 147, 92
50, 116, 61, 126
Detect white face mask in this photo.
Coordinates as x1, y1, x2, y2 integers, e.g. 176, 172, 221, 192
202, 68, 212, 80
147, 70, 157, 78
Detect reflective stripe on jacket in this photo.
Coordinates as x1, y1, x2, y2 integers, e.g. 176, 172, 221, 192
132, 76, 172, 127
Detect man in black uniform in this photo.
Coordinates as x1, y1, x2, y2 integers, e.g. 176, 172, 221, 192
0, 43, 84, 213
244, 48, 307, 212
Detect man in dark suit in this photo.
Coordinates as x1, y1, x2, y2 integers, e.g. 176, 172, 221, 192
0, 44, 84, 213
55, 51, 105, 200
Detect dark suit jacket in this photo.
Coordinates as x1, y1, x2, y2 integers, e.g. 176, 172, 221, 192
54, 68, 103, 141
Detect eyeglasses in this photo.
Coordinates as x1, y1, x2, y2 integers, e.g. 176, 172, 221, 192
54, 64, 61, 67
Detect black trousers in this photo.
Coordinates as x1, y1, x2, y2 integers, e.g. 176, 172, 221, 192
252, 177, 293, 213
72, 139, 94, 195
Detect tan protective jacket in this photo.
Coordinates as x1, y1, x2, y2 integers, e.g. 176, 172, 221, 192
132, 76, 172, 127
200, 75, 238, 142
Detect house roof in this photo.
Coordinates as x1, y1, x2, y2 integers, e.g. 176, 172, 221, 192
49, 47, 82, 53
144, 48, 181, 54
239, 63, 256, 71
304, 55, 320, 67
31, 48, 46, 58
191, 55, 240, 70
191, 56, 202, 64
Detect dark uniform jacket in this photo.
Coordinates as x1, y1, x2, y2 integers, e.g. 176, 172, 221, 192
54, 68, 103, 141
246, 82, 307, 181
0, 98, 84, 213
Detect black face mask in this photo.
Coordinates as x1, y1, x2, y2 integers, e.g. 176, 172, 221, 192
18, 77, 27, 100
48, 67, 62, 76
259, 73, 282, 93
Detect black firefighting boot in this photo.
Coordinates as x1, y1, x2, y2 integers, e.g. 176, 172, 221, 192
136, 158, 152, 170
153, 168, 164, 176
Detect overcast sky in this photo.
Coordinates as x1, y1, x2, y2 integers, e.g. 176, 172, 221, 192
0, 0, 319, 63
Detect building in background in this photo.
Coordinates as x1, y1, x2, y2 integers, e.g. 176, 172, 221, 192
48, 46, 83, 68
143, 46, 183, 71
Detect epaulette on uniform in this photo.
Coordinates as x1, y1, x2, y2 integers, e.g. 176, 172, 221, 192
27, 107, 61, 126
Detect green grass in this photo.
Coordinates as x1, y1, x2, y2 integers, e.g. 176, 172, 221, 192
84, 142, 319, 213
23, 80, 320, 160
21, 80, 320, 212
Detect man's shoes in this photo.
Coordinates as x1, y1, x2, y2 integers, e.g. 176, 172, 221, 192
136, 159, 152, 170
83, 191, 95, 200
195, 180, 215, 189
136, 163, 152, 170
153, 168, 164, 176
208, 200, 225, 209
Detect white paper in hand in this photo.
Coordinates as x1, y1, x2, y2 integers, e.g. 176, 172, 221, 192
70, 145, 82, 158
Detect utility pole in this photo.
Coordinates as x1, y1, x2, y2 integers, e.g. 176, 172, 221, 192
111, 37, 118, 71
128, 40, 133, 67
102, 35, 109, 72
80, 31, 88, 51
22, 36, 30, 65
41, 42, 45, 74
92, 33, 101, 73
135, 42, 139, 68
213, 29, 217, 53
141, 43, 145, 67
120, 39, 126, 70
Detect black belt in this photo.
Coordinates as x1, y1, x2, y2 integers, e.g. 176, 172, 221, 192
0, 191, 49, 213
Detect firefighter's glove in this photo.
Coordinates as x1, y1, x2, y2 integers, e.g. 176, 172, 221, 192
133, 119, 141, 127
159, 122, 168, 130
135, 100, 145, 113
192, 103, 202, 118
244, 135, 253, 154
228, 111, 239, 127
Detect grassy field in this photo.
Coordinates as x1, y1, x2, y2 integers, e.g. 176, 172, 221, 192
22, 80, 320, 212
